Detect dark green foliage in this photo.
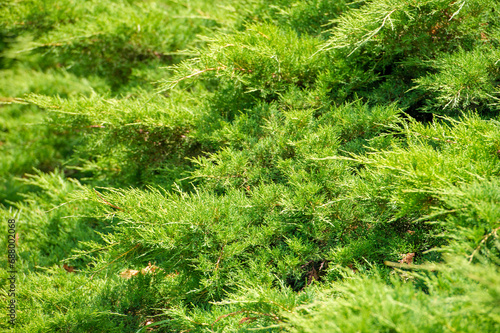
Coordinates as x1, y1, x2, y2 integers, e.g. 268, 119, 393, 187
234, 0, 353, 37
2, 0, 500, 332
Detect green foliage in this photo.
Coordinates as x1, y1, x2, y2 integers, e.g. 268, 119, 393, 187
415, 47, 500, 114
162, 22, 329, 104
352, 114, 500, 218
287, 260, 500, 333
25, 91, 205, 189
0, 266, 167, 332
234, 0, 352, 37
2, 0, 500, 332
320, 0, 500, 112
0, 171, 104, 271
0, 0, 231, 91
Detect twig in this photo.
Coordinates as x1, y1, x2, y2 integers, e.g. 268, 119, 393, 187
468, 225, 500, 263
347, 9, 397, 57
93, 188, 123, 210
168, 66, 227, 89
215, 245, 225, 271
90, 244, 141, 279
212, 310, 280, 329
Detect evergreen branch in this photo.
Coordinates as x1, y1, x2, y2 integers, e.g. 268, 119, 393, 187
214, 244, 225, 271
93, 188, 123, 211
212, 310, 281, 328
449, 0, 466, 21
346, 8, 397, 57
90, 244, 141, 279
468, 225, 500, 263
13, 32, 105, 53
166, 66, 227, 89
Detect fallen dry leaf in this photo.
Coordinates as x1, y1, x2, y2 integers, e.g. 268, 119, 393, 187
120, 262, 163, 279
142, 319, 155, 332
141, 262, 161, 274
63, 264, 75, 273
120, 269, 140, 279
399, 253, 415, 265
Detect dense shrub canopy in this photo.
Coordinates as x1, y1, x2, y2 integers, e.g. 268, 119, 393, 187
1, 0, 500, 332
